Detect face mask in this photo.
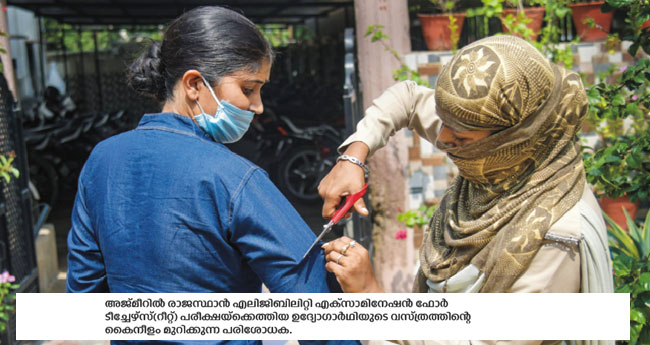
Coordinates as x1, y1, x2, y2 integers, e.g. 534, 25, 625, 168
194, 75, 255, 143
436, 139, 535, 189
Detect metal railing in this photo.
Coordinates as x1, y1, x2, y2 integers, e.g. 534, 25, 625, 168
0, 72, 38, 345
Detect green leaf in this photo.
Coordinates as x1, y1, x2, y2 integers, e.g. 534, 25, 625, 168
555, 7, 570, 18
613, 256, 633, 275
616, 283, 633, 293
0, 312, 8, 321
631, 321, 643, 343
1, 172, 10, 183
612, 94, 626, 106
603, 155, 621, 164
638, 273, 650, 291
642, 210, 650, 258
631, 308, 646, 324
607, 213, 640, 259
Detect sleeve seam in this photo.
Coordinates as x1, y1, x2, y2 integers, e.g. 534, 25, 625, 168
228, 167, 260, 227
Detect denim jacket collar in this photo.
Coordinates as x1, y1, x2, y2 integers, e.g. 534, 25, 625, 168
136, 112, 214, 142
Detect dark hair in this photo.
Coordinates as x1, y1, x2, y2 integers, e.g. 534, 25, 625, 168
128, 6, 273, 102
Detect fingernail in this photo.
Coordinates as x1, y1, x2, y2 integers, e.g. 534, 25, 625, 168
361, 208, 368, 214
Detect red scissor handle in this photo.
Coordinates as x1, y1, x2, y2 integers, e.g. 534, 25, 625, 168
330, 183, 368, 224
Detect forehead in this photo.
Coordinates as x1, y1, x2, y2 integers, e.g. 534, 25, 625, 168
233, 60, 271, 82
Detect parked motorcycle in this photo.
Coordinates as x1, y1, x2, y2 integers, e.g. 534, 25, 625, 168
22, 89, 130, 209
229, 111, 342, 204
273, 116, 340, 204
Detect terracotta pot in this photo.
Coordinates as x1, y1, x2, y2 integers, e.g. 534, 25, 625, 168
569, 1, 613, 42
501, 7, 546, 41
418, 13, 466, 51
598, 195, 640, 230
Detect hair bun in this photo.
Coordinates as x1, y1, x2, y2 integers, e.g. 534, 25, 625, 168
127, 41, 166, 102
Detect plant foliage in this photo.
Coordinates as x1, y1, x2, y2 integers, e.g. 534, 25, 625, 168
607, 209, 650, 345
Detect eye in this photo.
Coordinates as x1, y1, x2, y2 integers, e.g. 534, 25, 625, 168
243, 88, 254, 96
454, 136, 469, 144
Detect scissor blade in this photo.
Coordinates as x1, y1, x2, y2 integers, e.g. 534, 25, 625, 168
302, 223, 333, 259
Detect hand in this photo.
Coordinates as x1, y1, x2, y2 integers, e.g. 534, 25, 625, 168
318, 142, 370, 219
322, 236, 383, 293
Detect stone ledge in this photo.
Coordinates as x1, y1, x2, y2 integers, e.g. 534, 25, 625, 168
35, 223, 59, 293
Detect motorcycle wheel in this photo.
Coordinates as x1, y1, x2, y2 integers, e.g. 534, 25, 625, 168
275, 146, 326, 204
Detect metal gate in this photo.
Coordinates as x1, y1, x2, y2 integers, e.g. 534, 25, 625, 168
0, 72, 38, 345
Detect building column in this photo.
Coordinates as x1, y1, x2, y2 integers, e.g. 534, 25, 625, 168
354, 0, 414, 292
0, 0, 17, 98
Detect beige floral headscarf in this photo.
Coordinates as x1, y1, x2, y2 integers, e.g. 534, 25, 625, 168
415, 35, 588, 292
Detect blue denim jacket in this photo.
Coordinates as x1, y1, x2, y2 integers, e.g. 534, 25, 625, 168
67, 113, 356, 345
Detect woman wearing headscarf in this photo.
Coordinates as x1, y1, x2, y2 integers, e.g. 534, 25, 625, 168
319, 36, 613, 301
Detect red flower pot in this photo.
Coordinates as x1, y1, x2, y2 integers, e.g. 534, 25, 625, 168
418, 13, 466, 51
501, 7, 546, 41
569, 1, 613, 42
598, 195, 640, 230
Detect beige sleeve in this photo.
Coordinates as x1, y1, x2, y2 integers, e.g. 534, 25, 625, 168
338, 80, 441, 155
508, 204, 582, 294
507, 242, 580, 293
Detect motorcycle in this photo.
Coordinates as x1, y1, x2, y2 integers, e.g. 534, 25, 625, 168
273, 116, 341, 204
231, 111, 342, 204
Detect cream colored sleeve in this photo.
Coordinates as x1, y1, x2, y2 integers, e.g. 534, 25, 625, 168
507, 241, 580, 293
338, 80, 441, 155
508, 203, 582, 294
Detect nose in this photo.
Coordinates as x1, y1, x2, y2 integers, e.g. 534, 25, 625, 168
438, 125, 457, 147
249, 97, 264, 115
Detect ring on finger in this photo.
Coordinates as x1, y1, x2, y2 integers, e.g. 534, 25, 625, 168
349, 240, 357, 248
341, 244, 350, 255
336, 253, 344, 265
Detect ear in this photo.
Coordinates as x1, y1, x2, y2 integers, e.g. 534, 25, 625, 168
181, 70, 203, 101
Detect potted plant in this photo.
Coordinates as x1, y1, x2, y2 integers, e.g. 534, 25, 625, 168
569, 0, 614, 41
607, 209, 650, 344
583, 1, 650, 229
583, 59, 650, 229
602, 0, 650, 48
417, 0, 465, 51
501, 0, 546, 40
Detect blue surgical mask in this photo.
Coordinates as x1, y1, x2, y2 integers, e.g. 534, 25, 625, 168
194, 75, 255, 143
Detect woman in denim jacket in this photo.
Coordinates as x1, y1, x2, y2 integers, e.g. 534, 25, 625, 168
66, 6, 349, 345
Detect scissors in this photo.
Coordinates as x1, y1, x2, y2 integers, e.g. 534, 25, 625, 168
302, 183, 368, 259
